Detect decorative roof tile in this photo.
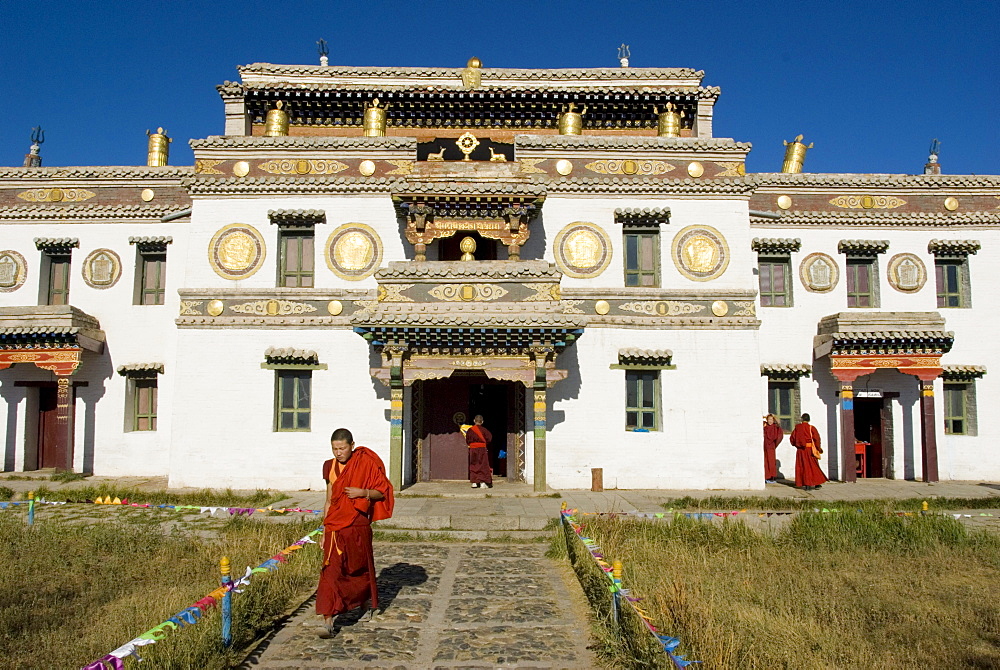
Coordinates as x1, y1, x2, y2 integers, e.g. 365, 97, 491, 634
129, 236, 173, 246
268, 209, 326, 225
515, 135, 750, 152
189, 135, 417, 150
375, 261, 560, 281
761, 363, 812, 378
34, 237, 79, 251
393, 181, 547, 197
838, 239, 890, 255
615, 207, 671, 225
264, 347, 320, 364
928, 239, 981, 255
941, 364, 987, 380
618, 348, 673, 365
752, 238, 802, 253
546, 177, 754, 195
751, 210, 1000, 228
236, 82, 720, 96
750, 173, 1000, 189
0, 166, 193, 180
183, 176, 398, 196
116, 363, 164, 376
238, 63, 705, 82
2, 205, 189, 221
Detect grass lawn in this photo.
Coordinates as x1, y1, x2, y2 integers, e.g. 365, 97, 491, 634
571, 510, 1000, 669
0, 512, 320, 669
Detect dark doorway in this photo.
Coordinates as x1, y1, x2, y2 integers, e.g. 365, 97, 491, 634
439, 232, 497, 261
854, 399, 885, 478
419, 375, 516, 480
36, 385, 69, 469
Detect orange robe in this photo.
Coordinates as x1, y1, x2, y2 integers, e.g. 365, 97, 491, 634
466, 424, 493, 486
789, 422, 828, 487
316, 447, 394, 617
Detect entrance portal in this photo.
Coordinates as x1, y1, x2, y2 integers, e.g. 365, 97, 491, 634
416, 375, 522, 481
36, 384, 70, 469
853, 398, 893, 478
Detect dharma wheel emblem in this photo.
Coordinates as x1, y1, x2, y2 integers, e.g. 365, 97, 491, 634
456, 132, 480, 161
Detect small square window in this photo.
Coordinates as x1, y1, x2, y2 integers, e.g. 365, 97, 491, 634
136, 251, 166, 305
278, 230, 315, 288
127, 377, 158, 431
944, 382, 969, 435
935, 259, 969, 308
625, 370, 659, 431
275, 370, 311, 431
624, 230, 659, 287
767, 381, 798, 432
846, 258, 878, 308
758, 257, 792, 307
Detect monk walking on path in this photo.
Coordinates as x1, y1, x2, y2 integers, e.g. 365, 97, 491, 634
317, 428, 394, 638
790, 413, 828, 490
466, 414, 493, 489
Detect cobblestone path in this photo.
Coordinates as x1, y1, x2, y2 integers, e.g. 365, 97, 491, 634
243, 542, 601, 669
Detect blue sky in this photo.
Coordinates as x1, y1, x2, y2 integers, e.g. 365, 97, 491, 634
1, 0, 997, 174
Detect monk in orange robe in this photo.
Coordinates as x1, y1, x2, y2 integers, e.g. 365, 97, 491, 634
466, 414, 493, 489
789, 413, 827, 490
317, 428, 394, 638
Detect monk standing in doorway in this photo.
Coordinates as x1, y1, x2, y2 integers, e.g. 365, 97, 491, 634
317, 428, 394, 638
763, 414, 783, 484
466, 414, 493, 489
790, 413, 828, 490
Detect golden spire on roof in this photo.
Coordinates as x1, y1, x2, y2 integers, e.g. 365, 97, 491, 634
782, 134, 813, 173
146, 127, 171, 166
462, 57, 482, 89
264, 101, 290, 137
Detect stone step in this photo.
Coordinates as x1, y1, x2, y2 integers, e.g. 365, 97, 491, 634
374, 527, 552, 541
381, 514, 555, 531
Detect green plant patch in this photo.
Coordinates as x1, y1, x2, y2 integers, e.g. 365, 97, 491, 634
48, 470, 90, 483
568, 511, 1000, 669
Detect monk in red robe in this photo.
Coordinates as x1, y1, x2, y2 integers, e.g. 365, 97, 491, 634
317, 428, 394, 638
763, 414, 783, 483
466, 414, 493, 489
789, 413, 827, 490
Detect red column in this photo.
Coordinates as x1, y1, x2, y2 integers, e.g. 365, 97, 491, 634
918, 378, 939, 483
831, 367, 868, 483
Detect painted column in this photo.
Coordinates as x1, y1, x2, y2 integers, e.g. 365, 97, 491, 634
918, 377, 939, 483
532, 353, 548, 492
54, 375, 75, 471
838, 382, 856, 483
387, 347, 405, 490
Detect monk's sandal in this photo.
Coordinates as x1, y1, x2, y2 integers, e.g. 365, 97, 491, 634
318, 622, 338, 639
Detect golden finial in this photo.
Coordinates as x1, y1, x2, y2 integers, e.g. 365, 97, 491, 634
781, 134, 813, 173
146, 127, 171, 166
459, 236, 477, 261
264, 101, 290, 137
654, 101, 682, 138
363, 98, 388, 137
462, 57, 483, 89
558, 103, 587, 135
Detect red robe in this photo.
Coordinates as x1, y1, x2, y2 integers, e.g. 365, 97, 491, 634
466, 424, 493, 486
316, 447, 394, 617
763, 423, 783, 480
789, 422, 828, 487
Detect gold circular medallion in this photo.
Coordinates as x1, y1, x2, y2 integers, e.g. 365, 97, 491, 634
233, 161, 250, 177
621, 160, 639, 175
140, 188, 155, 202
81, 249, 122, 289
777, 195, 792, 210
554, 222, 613, 278
326, 223, 383, 280
944, 197, 959, 211
711, 300, 729, 316
327, 300, 344, 316
555, 159, 574, 176
0, 250, 28, 292
594, 300, 611, 315
671, 225, 730, 281
687, 161, 705, 178
359, 160, 376, 176
207, 300, 224, 316
208, 223, 266, 279
861, 195, 875, 209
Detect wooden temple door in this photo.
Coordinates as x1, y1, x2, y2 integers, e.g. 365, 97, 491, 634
423, 378, 473, 480
37, 385, 69, 469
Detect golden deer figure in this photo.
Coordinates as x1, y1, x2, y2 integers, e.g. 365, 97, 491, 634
488, 147, 507, 162
427, 146, 446, 161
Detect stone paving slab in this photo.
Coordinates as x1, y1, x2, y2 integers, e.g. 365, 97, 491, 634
242, 542, 600, 670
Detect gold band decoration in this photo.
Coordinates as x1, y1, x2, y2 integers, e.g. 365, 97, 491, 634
326, 223, 382, 281
179, 300, 202, 316
619, 300, 706, 316
554, 222, 613, 279
671, 225, 729, 281
17, 188, 95, 203
209, 223, 266, 280
81, 248, 122, 289
584, 159, 675, 176
799, 252, 839, 293
385, 160, 414, 175
229, 299, 317, 316
886, 253, 927, 293
259, 159, 348, 175
829, 195, 906, 209
713, 162, 746, 177
376, 284, 414, 302
0, 250, 27, 292
428, 284, 509, 302
518, 158, 546, 174
195, 159, 225, 174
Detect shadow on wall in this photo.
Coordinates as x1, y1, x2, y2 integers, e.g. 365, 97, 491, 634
519, 210, 548, 262
77, 344, 114, 475
547, 341, 582, 430
0, 380, 25, 471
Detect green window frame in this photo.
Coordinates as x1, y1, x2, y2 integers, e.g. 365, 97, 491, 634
278, 229, 315, 288
275, 370, 311, 431
138, 251, 166, 305
624, 228, 660, 287
46, 254, 71, 305
131, 377, 158, 432
758, 257, 792, 307
625, 369, 660, 431
935, 259, 967, 308
767, 381, 798, 433
845, 257, 876, 308
944, 382, 969, 435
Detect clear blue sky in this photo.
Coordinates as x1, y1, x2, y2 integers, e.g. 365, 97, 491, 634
1, 0, 997, 174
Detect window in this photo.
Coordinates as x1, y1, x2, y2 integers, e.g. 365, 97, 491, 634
846, 258, 877, 307
624, 229, 659, 287
278, 229, 314, 288
45, 254, 72, 305
276, 370, 311, 431
137, 251, 166, 305
944, 382, 976, 435
131, 378, 158, 431
758, 257, 792, 307
768, 381, 798, 432
625, 370, 659, 431
935, 259, 968, 308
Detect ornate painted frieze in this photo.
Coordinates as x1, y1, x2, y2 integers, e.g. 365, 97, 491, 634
384, 160, 414, 175
326, 223, 382, 281
428, 284, 510, 302
799, 252, 839, 293
713, 162, 746, 177
17, 188, 95, 203
619, 300, 707, 316
258, 159, 349, 175
194, 159, 225, 174
208, 224, 266, 280
81, 249, 122, 289
0, 250, 27, 292
522, 284, 561, 301
179, 300, 203, 316
671, 225, 729, 281
517, 158, 547, 174
229, 299, 318, 316
377, 284, 415, 302
584, 159, 675, 176
829, 195, 907, 209
554, 222, 613, 279
886, 253, 927, 293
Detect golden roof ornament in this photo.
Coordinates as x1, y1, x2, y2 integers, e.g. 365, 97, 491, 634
461, 57, 482, 89
782, 134, 813, 173
459, 236, 477, 261
363, 99, 388, 137
264, 101, 290, 137
146, 127, 171, 167
558, 103, 587, 135
654, 102, 682, 138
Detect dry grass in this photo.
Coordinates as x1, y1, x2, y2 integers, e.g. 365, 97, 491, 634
0, 514, 320, 669
661, 495, 1000, 512
568, 511, 1000, 669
